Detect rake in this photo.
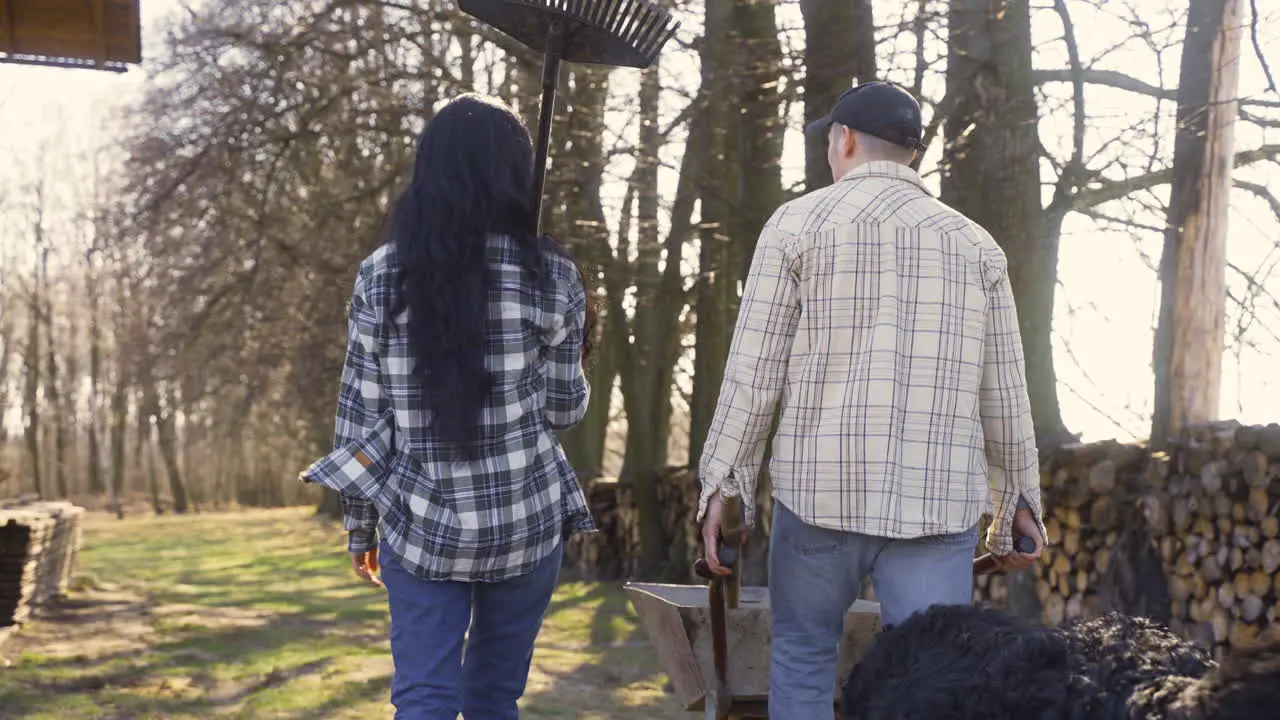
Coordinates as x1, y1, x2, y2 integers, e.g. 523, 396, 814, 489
458, 0, 680, 235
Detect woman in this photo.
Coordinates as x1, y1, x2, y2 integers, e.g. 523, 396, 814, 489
301, 93, 595, 720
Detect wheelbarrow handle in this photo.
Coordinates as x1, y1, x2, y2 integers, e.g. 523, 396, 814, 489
973, 534, 1037, 575
691, 556, 734, 719
692, 546, 738, 580
696, 537, 1036, 577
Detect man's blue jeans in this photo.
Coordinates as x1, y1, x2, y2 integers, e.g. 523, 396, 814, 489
767, 501, 978, 720
379, 540, 562, 720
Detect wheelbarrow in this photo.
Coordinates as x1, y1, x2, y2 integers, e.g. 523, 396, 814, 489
624, 497, 1033, 719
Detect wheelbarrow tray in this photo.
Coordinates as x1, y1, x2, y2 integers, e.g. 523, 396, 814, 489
624, 582, 882, 713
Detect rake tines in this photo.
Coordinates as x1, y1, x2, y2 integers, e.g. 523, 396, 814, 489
460, 0, 679, 69
458, 0, 681, 233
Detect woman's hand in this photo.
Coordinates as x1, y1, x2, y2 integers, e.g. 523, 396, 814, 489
350, 546, 383, 588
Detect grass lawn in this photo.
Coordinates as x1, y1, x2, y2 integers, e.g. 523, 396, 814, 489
0, 507, 681, 719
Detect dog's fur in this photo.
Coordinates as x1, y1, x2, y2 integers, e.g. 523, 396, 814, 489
840, 604, 1280, 720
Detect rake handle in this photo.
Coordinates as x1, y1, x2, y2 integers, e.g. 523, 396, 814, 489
530, 19, 565, 237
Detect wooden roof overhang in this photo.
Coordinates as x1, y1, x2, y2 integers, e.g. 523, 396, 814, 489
0, 0, 141, 72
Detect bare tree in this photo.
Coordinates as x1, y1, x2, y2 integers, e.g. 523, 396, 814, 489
944, 0, 1072, 451
799, 0, 875, 193
21, 178, 47, 499
1150, 0, 1246, 448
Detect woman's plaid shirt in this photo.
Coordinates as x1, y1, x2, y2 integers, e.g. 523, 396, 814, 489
301, 238, 595, 582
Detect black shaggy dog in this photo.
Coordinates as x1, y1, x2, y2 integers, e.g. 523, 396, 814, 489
840, 604, 1280, 720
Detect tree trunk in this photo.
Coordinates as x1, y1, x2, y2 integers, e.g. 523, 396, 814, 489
0, 306, 14, 447
943, 0, 1070, 450
146, 429, 162, 515
43, 256, 68, 498
557, 65, 616, 477
1150, 0, 1243, 449
800, 0, 875, 193
317, 488, 344, 519
691, 0, 785, 584
0, 314, 12, 448
148, 383, 189, 514
690, 0, 735, 467
620, 64, 672, 580
943, 0, 1052, 620
691, 0, 784, 464
455, 14, 476, 91
180, 392, 202, 512
109, 363, 129, 517
730, 0, 784, 587
139, 420, 162, 515
86, 257, 105, 495
608, 61, 708, 580
22, 251, 42, 499
109, 272, 133, 518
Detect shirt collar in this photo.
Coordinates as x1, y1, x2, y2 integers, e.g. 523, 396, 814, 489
836, 161, 932, 195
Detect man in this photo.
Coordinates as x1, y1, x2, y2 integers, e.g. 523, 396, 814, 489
696, 81, 1047, 719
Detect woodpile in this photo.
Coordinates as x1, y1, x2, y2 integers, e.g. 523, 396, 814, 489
564, 476, 630, 580
564, 467, 703, 581
0, 499, 85, 629
975, 421, 1280, 659
565, 420, 1280, 660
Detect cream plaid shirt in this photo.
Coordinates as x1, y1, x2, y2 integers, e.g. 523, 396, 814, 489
696, 161, 1044, 555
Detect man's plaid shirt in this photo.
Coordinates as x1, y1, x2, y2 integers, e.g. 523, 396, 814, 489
301, 237, 595, 582
696, 161, 1045, 555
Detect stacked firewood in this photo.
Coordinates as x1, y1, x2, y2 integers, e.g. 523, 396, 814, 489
1159, 423, 1280, 653
975, 421, 1280, 658
564, 476, 631, 580
563, 466, 777, 581
563, 467, 704, 580
0, 500, 86, 627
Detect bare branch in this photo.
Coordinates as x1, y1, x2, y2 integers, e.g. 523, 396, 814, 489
1034, 68, 1175, 101
1073, 143, 1280, 209
1045, 0, 1087, 218
1248, 0, 1277, 95
1235, 179, 1280, 220
1241, 108, 1280, 128
1033, 67, 1280, 108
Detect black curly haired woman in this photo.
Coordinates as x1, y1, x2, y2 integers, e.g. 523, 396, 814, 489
301, 93, 596, 720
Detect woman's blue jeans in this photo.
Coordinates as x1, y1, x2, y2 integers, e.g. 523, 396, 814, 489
379, 540, 562, 720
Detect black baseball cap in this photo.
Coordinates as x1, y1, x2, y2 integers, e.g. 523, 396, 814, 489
805, 81, 925, 152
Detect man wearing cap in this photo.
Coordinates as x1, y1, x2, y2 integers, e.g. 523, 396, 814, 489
695, 81, 1047, 717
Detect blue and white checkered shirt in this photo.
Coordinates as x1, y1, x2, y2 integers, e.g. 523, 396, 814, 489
301, 237, 596, 582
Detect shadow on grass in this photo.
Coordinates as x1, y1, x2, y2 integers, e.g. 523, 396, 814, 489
3, 510, 677, 719
518, 579, 677, 719
2, 545, 392, 717
3, 608, 373, 717
289, 671, 394, 719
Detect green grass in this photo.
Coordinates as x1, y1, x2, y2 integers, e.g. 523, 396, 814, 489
0, 508, 679, 719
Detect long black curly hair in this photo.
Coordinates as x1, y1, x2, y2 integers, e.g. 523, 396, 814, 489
386, 94, 597, 451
